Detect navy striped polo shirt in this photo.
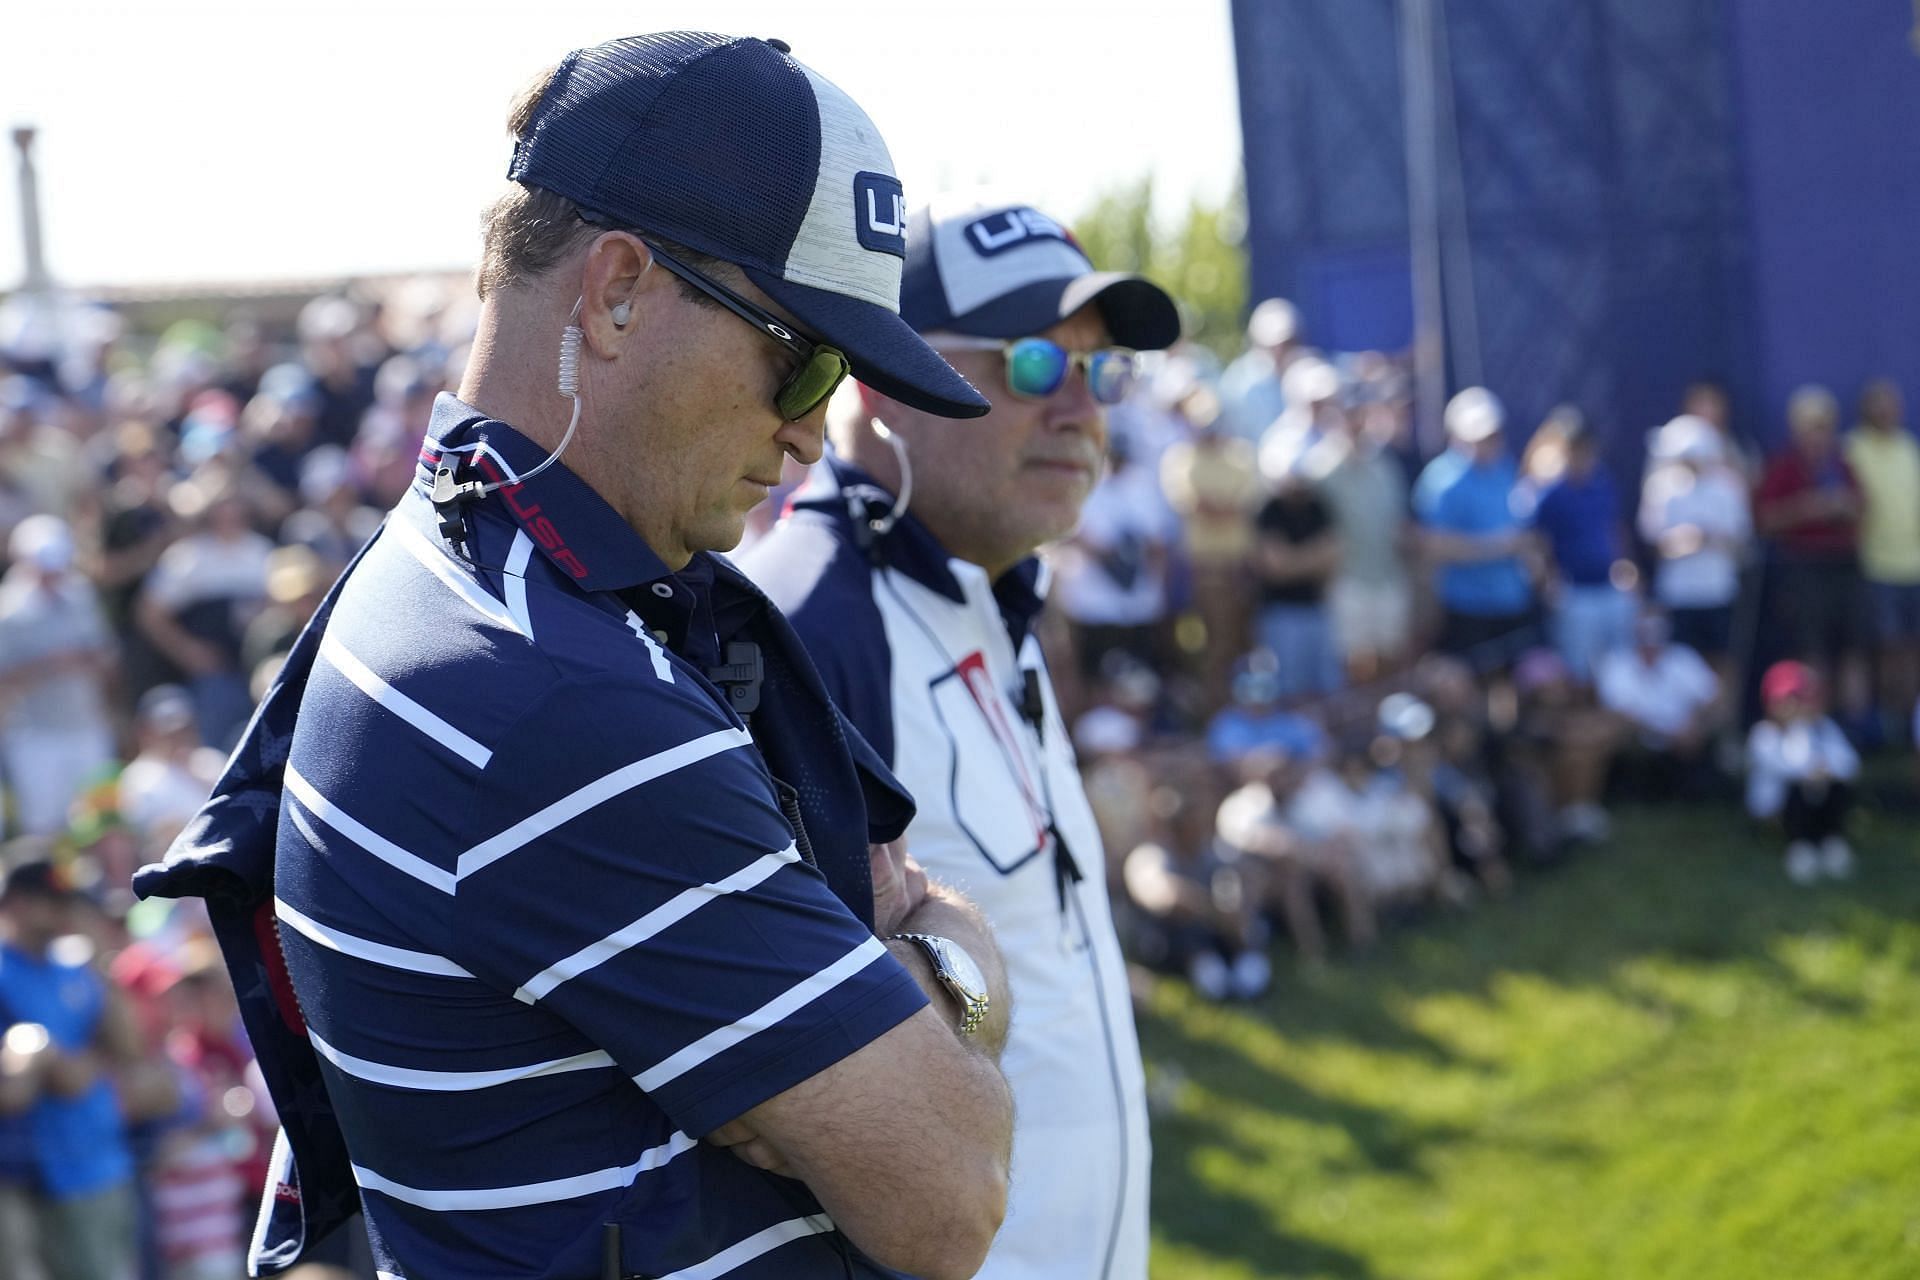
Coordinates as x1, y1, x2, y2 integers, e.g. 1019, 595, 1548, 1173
273, 394, 926, 1278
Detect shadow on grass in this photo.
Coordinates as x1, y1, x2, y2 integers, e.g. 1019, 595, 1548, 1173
1139, 797, 1920, 1276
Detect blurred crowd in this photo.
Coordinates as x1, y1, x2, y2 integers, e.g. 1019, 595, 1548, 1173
0, 277, 1909, 1273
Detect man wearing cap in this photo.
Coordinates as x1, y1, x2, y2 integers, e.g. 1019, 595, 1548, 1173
136, 34, 1015, 1280
741, 194, 1181, 1280
0, 516, 116, 838
1413, 388, 1538, 668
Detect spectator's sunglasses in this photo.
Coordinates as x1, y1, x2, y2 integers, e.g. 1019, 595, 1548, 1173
931, 335, 1139, 405
580, 220, 851, 421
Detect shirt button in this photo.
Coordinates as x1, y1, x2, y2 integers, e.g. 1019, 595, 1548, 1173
650, 582, 674, 599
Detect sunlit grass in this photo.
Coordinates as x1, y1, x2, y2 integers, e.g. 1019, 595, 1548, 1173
1141, 800, 1920, 1279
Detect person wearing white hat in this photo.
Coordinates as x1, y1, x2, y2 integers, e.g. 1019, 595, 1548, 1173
0, 514, 116, 837
1638, 414, 1753, 677
1412, 388, 1539, 667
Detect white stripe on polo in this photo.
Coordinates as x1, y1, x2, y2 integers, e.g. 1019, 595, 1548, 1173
274, 896, 473, 979
504, 530, 536, 640
457, 727, 754, 880
390, 514, 525, 637
308, 1028, 612, 1092
285, 766, 458, 895
515, 843, 801, 1004
634, 936, 890, 1092
625, 610, 675, 683
657, 1214, 837, 1280
318, 632, 493, 768
352, 1130, 697, 1212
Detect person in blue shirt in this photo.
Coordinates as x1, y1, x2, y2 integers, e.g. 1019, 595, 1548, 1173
1520, 412, 1636, 682
0, 859, 142, 1280
1413, 388, 1539, 669
136, 33, 1015, 1280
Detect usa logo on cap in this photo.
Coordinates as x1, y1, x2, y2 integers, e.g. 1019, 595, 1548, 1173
855, 172, 906, 257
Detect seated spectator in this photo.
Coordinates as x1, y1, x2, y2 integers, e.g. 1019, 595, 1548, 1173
1214, 748, 1376, 962
1414, 389, 1537, 671
1123, 781, 1271, 1003
1426, 714, 1515, 896
1519, 412, 1636, 682
1638, 415, 1751, 679
1292, 738, 1444, 912
1844, 378, 1920, 745
1596, 607, 1725, 798
134, 478, 272, 749
1251, 466, 1342, 700
1206, 650, 1328, 769
1747, 661, 1859, 885
0, 517, 117, 839
1510, 648, 1625, 846
1756, 386, 1873, 734
117, 687, 224, 858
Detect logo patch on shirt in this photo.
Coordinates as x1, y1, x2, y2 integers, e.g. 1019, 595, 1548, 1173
854, 171, 906, 257
964, 207, 1076, 258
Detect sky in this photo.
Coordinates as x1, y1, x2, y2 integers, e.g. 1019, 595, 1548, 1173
0, 0, 1243, 289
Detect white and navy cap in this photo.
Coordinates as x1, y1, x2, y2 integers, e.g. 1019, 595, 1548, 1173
899, 193, 1181, 350
508, 33, 989, 419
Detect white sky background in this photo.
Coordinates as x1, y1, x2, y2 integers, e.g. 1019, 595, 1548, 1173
0, 0, 1243, 289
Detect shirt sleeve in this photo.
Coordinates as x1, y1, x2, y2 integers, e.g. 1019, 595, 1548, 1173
447, 673, 927, 1140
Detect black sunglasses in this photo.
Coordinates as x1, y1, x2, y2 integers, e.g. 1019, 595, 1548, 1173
631, 239, 851, 421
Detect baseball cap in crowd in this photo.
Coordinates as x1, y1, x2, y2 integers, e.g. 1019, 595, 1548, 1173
1445, 387, 1506, 443
9, 514, 74, 573
897, 193, 1181, 351
1, 858, 78, 903
1652, 414, 1724, 465
507, 32, 988, 419
1761, 660, 1820, 709
136, 684, 198, 735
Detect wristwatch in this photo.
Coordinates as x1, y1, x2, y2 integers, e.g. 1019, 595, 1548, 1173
890, 933, 990, 1037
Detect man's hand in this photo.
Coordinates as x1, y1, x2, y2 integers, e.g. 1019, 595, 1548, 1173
869, 840, 928, 937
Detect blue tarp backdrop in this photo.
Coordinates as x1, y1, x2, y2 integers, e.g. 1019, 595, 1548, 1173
1232, 0, 1920, 450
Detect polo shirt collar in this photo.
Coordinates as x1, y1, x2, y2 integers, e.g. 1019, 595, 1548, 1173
791, 452, 1048, 647
417, 393, 676, 596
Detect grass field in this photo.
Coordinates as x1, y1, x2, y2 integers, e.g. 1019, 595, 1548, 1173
1139, 795, 1920, 1280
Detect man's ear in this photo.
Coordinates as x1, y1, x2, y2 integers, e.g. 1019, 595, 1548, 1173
578, 233, 664, 356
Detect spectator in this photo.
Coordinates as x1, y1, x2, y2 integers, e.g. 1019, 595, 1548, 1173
133, 479, 272, 749
1214, 748, 1376, 963
0, 517, 116, 838
1053, 432, 1180, 681
0, 379, 85, 523
1520, 412, 1636, 682
0, 859, 142, 1280
116, 687, 223, 858
1414, 388, 1536, 669
1251, 466, 1342, 700
88, 423, 180, 698
277, 445, 380, 570
1679, 378, 1760, 488
240, 545, 330, 678
1206, 650, 1329, 769
1256, 355, 1343, 483
1843, 379, 1920, 744
1122, 781, 1271, 1002
1217, 298, 1305, 442
1299, 395, 1414, 681
1747, 661, 1858, 885
1511, 647, 1625, 845
1159, 391, 1261, 705
1755, 385, 1872, 731
1596, 607, 1725, 798
1638, 415, 1752, 679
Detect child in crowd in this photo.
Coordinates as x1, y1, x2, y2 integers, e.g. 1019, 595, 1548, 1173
1747, 661, 1859, 884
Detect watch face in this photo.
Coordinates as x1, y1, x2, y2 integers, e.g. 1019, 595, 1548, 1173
934, 938, 989, 1004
